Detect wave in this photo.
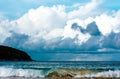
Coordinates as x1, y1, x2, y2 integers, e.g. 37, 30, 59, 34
0, 67, 45, 78
0, 66, 120, 78
75, 70, 120, 78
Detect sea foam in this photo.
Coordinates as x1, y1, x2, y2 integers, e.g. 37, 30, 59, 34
1, 66, 120, 78
75, 70, 120, 78
0, 67, 44, 78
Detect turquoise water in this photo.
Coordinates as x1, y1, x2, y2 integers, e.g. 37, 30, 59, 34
0, 61, 120, 78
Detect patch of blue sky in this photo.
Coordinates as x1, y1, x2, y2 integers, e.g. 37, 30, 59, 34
101, 0, 120, 11
0, 0, 91, 20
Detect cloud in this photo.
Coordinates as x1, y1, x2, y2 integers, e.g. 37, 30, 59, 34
71, 21, 101, 36
63, 18, 91, 45
95, 13, 120, 35
68, 0, 103, 19
0, 0, 120, 60
13, 5, 66, 36
101, 32, 120, 49
86, 21, 101, 36
0, 19, 12, 43
3, 32, 29, 48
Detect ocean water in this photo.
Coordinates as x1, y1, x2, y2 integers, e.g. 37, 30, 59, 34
0, 61, 120, 79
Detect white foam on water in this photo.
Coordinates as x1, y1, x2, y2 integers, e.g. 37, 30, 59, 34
0, 67, 44, 78
75, 70, 120, 78
1, 66, 120, 78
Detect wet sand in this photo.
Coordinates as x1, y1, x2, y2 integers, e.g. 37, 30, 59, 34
0, 77, 120, 79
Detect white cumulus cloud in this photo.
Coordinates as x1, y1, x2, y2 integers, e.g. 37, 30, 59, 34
0, 0, 120, 60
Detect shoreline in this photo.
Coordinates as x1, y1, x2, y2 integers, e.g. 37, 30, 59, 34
0, 77, 120, 79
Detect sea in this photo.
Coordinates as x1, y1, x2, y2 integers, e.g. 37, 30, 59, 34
0, 61, 120, 79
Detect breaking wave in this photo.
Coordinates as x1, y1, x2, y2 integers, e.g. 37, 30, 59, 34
75, 70, 120, 78
0, 61, 120, 78
0, 66, 120, 78
0, 67, 45, 78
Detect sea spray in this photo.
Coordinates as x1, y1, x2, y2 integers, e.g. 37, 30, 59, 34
74, 70, 120, 78
0, 61, 120, 78
0, 67, 44, 78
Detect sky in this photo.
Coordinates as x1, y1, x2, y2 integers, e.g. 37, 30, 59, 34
0, 0, 120, 61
